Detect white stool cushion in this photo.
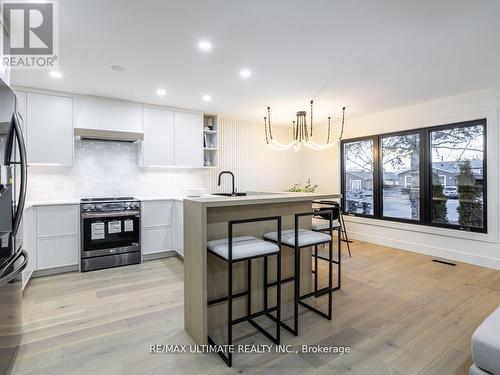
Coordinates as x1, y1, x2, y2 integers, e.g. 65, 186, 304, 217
264, 229, 332, 247
207, 236, 279, 260
312, 218, 340, 231
471, 306, 500, 375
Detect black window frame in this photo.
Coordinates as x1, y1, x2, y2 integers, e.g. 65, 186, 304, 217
340, 119, 487, 233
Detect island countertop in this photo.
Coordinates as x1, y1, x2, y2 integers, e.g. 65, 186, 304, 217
184, 191, 342, 207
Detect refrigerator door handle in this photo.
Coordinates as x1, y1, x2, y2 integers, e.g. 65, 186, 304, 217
11, 112, 27, 237
0, 250, 27, 286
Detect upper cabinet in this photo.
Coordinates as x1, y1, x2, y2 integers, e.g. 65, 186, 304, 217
174, 111, 203, 167
141, 109, 204, 168
26, 92, 73, 166
73, 95, 143, 133
141, 107, 175, 166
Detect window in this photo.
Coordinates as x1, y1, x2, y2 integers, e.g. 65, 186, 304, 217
430, 124, 485, 229
350, 180, 362, 189
343, 139, 374, 216
341, 119, 487, 233
381, 133, 420, 221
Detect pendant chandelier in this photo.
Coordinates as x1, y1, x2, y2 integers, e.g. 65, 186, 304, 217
264, 100, 346, 151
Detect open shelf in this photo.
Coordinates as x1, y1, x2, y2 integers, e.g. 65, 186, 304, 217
203, 114, 218, 167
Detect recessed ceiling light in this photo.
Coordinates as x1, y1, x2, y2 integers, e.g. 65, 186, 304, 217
49, 71, 62, 78
156, 88, 166, 96
203, 94, 212, 102
239, 68, 251, 78
110, 65, 124, 72
198, 40, 212, 52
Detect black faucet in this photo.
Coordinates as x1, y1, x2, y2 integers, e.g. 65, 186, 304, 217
218, 171, 235, 195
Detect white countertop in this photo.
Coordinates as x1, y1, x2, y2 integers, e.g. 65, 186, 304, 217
25, 192, 341, 208
25, 196, 184, 208
185, 191, 341, 208
25, 199, 80, 208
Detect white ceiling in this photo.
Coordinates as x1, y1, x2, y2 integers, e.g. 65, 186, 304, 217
11, 0, 500, 124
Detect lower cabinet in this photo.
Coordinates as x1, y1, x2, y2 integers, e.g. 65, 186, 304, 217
141, 200, 174, 255
173, 200, 184, 257
37, 236, 79, 270
35, 205, 80, 271
21, 207, 36, 289
21, 204, 79, 285
142, 226, 173, 255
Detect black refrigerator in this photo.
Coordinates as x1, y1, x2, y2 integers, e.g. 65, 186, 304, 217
0, 79, 28, 375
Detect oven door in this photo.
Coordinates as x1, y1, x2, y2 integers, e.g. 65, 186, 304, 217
81, 211, 140, 258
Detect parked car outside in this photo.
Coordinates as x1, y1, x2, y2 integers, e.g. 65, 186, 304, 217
443, 186, 458, 199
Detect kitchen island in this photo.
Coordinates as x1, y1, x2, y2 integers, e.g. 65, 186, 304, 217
183, 192, 341, 344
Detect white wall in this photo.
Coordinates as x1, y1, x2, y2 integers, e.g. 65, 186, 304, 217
336, 86, 500, 270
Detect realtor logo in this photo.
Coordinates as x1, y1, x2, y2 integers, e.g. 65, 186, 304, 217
1, 0, 59, 69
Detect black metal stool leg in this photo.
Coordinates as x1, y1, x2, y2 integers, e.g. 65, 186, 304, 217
276, 252, 281, 343
328, 238, 333, 320
340, 212, 352, 258
247, 259, 251, 317
337, 227, 341, 289
263, 256, 268, 311
314, 245, 318, 293
227, 258, 233, 367
294, 243, 299, 335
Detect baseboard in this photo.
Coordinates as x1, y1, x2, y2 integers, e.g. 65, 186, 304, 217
33, 264, 79, 278
348, 230, 500, 270
143, 250, 178, 261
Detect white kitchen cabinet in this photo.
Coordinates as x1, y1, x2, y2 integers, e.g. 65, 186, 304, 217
36, 205, 79, 237
173, 200, 184, 257
141, 200, 174, 255
21, 207, 36, 289
143, 226, 173, 255
174, 111, 203, 167
37, 236, 79, 270
26, 92, 73, 165
141, 108, 175, 166
142, 200, 173, 227
73, 95, 143, 133
35, 205, 79, 270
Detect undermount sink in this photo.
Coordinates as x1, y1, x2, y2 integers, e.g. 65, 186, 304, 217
213, 192, 247, 197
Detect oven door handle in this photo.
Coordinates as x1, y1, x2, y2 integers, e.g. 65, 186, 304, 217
81, 210, 141, 219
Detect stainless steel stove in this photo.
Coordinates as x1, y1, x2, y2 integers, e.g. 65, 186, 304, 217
80, 197, 141, 272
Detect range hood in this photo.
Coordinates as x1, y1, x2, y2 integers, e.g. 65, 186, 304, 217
74, 127, 144, 142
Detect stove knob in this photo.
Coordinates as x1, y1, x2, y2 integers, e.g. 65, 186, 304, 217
96, 204, 103, 210
131, 202, 139, 209
82, 204, 92, 211
125, 202, 131, 209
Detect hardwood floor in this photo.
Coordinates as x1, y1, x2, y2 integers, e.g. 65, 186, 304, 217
12, 241, 500, 375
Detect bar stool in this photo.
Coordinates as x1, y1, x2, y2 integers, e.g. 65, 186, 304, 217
313, 200, 352, 257
206, 216, 282, 367
312, 206, 342, 291
263, 210, 334, 336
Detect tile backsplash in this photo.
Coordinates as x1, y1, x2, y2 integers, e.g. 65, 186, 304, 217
27, 140, 211, 201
